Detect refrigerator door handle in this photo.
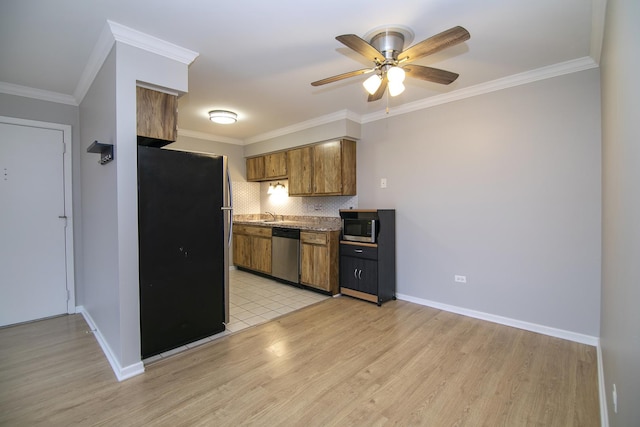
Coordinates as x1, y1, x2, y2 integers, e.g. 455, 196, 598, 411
222, 161, 233, 325
224, 168, 233, 247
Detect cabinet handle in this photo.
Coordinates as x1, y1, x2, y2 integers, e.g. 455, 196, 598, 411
358, 269, 362, 279
354, 249, 363, 253
353, 268, 358, 279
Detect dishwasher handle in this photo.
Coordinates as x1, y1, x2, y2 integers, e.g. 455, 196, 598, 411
272, 227, 300, 239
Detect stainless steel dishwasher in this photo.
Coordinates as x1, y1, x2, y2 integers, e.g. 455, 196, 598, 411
271, 227, 300, 284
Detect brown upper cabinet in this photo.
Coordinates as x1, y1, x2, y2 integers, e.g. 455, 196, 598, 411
265, 152, 287, 179
246, 156, 265, 181
246, 152, 287, 182
288, 139, 356, 196
286, 146, 313, 194
136, 86, 178, 143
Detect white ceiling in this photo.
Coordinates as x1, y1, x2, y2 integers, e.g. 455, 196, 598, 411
0, 0, 604, 145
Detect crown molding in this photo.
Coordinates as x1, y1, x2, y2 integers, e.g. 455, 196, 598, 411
2, 20, 201, 106
177, 128, 244, 145
244, 109, 361, 145
590, 0, 608, 64
74, 21, 116, 104
0, 81, 78, 106
240, 57, 598, 142
107, 21, 199, 65
74, 21, 199, 104
361, 56, 599, 124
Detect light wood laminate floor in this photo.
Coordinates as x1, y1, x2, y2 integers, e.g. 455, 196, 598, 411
0, 297, 599, 426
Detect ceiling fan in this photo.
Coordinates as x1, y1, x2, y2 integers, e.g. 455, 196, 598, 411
311, 25, 470, 101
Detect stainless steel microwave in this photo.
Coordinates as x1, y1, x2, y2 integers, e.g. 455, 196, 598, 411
342, 218, 377, 243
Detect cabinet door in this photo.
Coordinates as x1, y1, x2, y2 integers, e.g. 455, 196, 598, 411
251, 236, 272, 274
264, 152, 287, 179
340, 256, 378, 295
357, 258, 378, 295
287, 146, 313, 195
301, 242, 330, 291
246, 157, 265, 182
340, 255, 360, 290
313, 141, 342, 195
136, 86, 177, 142
233, 233, 251, 268
340, 139, 357, 196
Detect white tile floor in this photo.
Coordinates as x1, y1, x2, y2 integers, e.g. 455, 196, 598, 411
227, 269, 329, 332
144, 269, 329, 364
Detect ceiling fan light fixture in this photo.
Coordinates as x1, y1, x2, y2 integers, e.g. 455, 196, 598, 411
209, 110, 237, 124
387, 66, 406, 83
363, 74, 382, 95
388, 81, 405, 97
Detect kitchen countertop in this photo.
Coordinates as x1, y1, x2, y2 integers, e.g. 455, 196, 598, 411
233, 214, 341, 232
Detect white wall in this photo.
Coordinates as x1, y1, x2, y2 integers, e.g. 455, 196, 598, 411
357, 68, 602, 337
600, 0, 640, 425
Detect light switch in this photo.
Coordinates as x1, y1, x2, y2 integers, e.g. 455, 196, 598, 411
380, 178, 387, 188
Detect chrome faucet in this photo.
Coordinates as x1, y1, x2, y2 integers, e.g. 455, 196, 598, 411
265, 211, 277, 221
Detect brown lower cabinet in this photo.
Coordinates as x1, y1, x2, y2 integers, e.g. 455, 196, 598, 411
232, 225, 271, 274
300, 230, 340, 294
233, 225, 340, 295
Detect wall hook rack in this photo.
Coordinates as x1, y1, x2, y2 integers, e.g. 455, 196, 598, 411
87, 140, 114, 165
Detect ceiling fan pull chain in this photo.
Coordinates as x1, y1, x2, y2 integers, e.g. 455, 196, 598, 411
386, 89, 390, 114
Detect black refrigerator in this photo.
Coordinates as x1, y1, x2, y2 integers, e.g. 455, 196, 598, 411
137, 145, 231, 359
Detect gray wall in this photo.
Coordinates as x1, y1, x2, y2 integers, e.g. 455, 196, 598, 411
0, 92, 83, 300
79, 47, 120, 354
600, 0, 640, 425
243, 118, 360, 157
357, 68, 602, 337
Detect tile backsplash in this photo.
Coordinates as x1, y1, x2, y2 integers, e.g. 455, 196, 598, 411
231, 181, 261, 214
231, 180, 358, 217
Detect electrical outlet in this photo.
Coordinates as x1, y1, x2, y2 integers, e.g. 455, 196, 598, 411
380, 178, 387, 188
613, 384, 617, 413
454, 275, 467, 283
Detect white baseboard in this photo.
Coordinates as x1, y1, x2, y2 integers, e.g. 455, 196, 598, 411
76, 306, 145, 382
597, 341, 609, 427
395, 293, 599, 346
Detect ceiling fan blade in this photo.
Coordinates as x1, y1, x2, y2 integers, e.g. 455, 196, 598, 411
398, 26, 470, 64
403, 65, 459, 85
311, 68, 373, 86
368, 76, 388, 102
336, 34, 384, 63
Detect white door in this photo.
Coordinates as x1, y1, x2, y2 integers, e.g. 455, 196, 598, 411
0, 121, 69, 326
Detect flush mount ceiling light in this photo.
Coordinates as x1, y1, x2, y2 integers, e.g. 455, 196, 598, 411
209, 110, 237, 124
